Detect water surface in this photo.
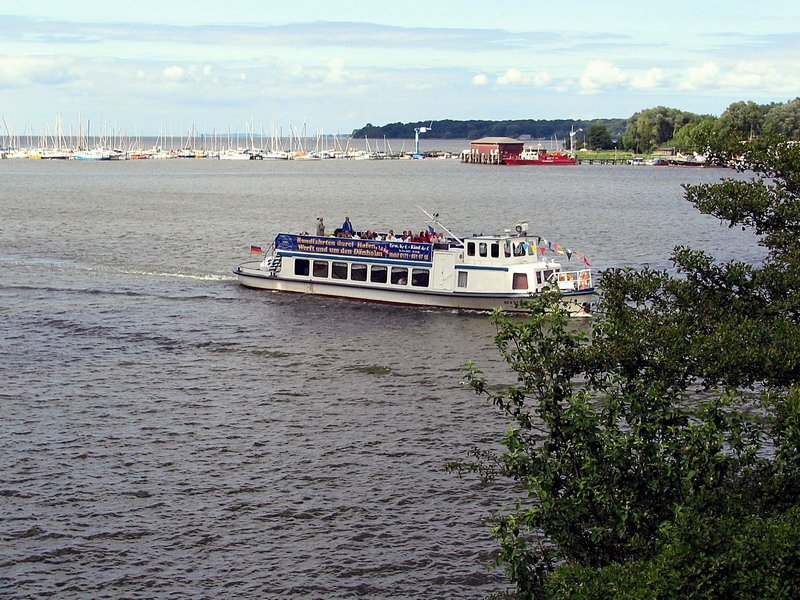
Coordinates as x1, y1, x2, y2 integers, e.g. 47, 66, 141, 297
0, 158, 763, 598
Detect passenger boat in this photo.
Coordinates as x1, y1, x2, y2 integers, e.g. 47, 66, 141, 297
234, 211, 595, 316
503, 146, 577, 166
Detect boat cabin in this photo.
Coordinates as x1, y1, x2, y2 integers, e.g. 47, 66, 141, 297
261, 228, 590, 297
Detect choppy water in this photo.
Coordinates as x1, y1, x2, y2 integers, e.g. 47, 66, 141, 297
0, 157, 764, 599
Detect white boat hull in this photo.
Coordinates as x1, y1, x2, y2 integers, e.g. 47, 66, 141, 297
235, 262, 593, 315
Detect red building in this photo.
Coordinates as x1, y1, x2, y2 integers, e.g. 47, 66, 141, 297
461, 137, 524, 164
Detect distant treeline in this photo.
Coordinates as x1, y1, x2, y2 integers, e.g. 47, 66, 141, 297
350, 118, 627, 141
351, 98, 800, 153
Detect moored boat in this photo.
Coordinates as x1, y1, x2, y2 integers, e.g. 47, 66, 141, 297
234, 212, 595, 316
669, 152, 708, 167
74, 147, 113, 160
503, 146, 577, 166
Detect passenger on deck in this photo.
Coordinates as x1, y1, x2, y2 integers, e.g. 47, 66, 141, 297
385, 229, 397, 241
316, 217, 325, 236
342, 216, 354, 234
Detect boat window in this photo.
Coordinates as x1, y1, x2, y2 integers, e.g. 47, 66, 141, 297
391, 267, 408, 285
467, 241, 476, 257
536, 271, 542, 285
457, 271, 468, 288
513, 242, 525, 256
542, 269, 554, 282
294, 259, 310, 276
370, 265, 388, 284
479, 243, 487, 257
513, 273, 529, 290
411, 268, 430, 287
351, 263, 367, 281
490, 243, 500, 258
313, 260, 328, 278
504, 241, 512, 258
331, 262, 348, 279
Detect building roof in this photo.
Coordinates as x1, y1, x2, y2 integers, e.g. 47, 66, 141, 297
470, 137, 522, 145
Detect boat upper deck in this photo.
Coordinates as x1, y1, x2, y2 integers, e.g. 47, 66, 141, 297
275, 233, 435, 263
273, 230, 560, 266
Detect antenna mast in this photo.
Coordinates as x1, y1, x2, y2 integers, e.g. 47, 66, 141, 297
417, 206, 463, 247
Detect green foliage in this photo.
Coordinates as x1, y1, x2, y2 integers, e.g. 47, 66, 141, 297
586, 124, 612, 150
717, 100, 777, 139
352, 99, 800, 149
619, 106, 706, 153
668, 116, 719, 152
764, 97, 800, 138
547, 504, 800, 599
457, 137, 800, 598
350, 119, 627, 141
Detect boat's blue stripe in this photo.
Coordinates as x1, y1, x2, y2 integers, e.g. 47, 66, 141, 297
456, 264, 509, 272
278, 250, 432, 268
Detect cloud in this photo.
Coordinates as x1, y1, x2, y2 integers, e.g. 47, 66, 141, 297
579, 60, 628, 94
679, 61, 721, 90
282, 58, 365, 87
321, 59, 348, 85
0, 16, 560, 53
674, 60, 800, 95
472, 73, 489, 86
163, 65, 185, 79
0, 55, 77, 87
631, 68, 664, 89
496, 67, 551, 87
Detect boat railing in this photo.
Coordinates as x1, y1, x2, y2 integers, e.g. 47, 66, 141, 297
258, 242, 276, 268
550, 269, 593, 291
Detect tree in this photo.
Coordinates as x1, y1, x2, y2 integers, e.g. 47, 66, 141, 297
586, 124, 612, 150
764, 98, 800, 139
718, 100, 775, 139
669, 116, 719, 152
619, 106, 703, 153
455, 137, 800, 598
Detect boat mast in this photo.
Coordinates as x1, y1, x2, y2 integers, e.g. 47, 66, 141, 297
417, 206, 463, 247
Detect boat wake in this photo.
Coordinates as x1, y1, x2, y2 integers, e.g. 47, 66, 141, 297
125, 269, 236, 282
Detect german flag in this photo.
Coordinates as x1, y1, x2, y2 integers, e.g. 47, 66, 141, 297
250, 245, 264, 254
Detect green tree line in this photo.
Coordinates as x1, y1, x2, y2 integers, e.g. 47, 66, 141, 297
351, 97, 800, 152
350, 118, 626, 144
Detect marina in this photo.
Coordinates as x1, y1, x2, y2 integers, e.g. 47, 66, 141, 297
0, 118, 460, 161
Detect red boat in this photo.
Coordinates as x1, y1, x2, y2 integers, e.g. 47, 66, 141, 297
503, 146, 577, 166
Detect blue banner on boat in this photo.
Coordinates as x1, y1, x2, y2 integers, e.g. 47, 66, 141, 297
275, 234, 433, 262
